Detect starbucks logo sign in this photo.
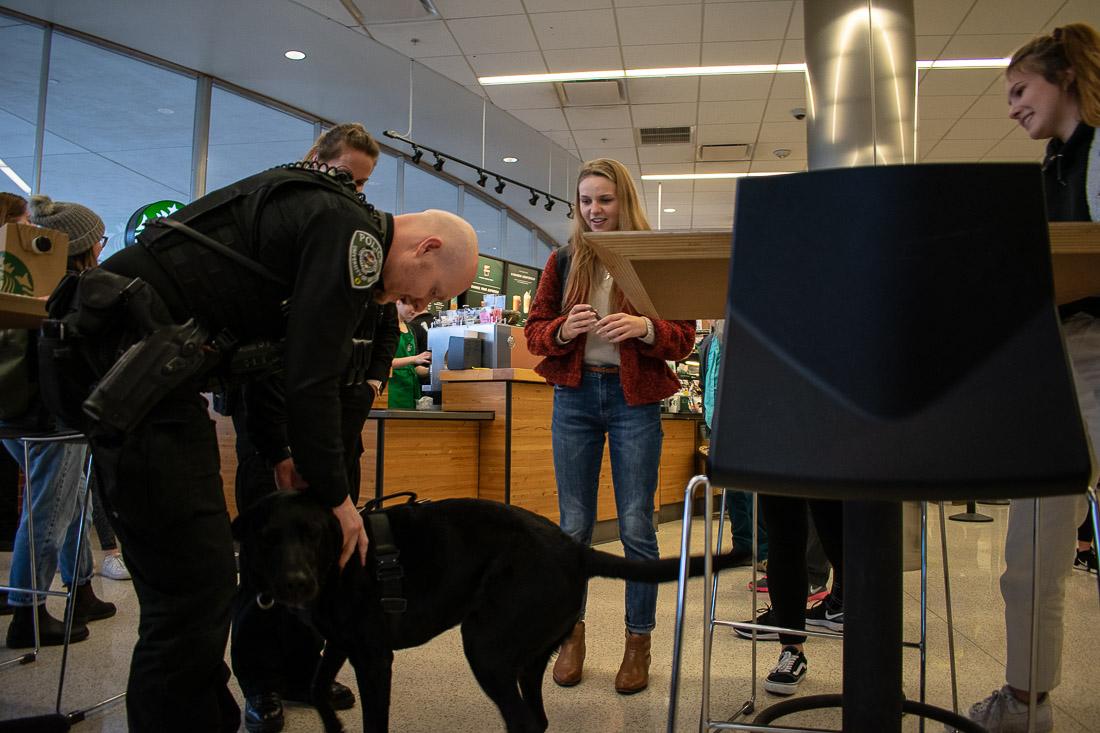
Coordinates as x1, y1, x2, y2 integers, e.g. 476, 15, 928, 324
0, 252, 33, 295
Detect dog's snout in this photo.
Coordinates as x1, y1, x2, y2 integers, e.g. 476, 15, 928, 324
282, 570, 315, 602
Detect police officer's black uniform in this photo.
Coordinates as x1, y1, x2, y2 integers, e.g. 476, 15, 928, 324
69, 164, 392, 733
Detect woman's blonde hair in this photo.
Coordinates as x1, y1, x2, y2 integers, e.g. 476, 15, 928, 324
1008, 22, 1100, 127
562, 158, 650, 313
0, 192, 27, 225
303, 122, 380, 163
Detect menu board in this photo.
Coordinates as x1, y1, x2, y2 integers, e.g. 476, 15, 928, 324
467, 254, 504, 299
504, 263, 539, 325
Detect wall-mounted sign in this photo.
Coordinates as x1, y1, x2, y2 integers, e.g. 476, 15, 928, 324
467, 254, 504, 298
123, 200, 185, 248
504, 263, 539, 325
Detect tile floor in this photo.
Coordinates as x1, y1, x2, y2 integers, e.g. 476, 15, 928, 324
1, 502, 1098, 732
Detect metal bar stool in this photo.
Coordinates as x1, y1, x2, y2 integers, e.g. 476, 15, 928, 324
0, 429, 125, 723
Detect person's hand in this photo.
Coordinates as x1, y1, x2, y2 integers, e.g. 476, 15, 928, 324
596, 313, 648, 343
413, 350, 432, 366
332, 496, 368, 569
559, 304, 600, 341
272, 458, 308, 490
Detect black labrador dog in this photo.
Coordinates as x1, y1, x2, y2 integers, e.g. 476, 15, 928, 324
232, 491, 735, 733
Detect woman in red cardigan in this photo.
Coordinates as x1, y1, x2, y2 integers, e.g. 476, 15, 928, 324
525, 158, 695, 694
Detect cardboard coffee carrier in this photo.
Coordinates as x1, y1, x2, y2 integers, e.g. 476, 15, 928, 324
0, 222, 70, 328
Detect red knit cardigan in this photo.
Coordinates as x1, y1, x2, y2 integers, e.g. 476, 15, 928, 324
524, 249, 696, 406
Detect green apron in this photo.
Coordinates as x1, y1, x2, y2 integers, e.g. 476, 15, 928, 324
388, 328, 420, 409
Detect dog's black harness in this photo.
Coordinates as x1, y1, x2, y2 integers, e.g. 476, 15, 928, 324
363, 492, 420, 632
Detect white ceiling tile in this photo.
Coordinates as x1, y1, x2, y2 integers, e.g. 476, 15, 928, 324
964, 94, 1010, 119
917, 118, 955, 144
622, 43, 701, 69
691, 190, 736, 207
762, 96, 805, 122
616, 5, 703, 45
544, 46, 623, 72
638, 143, 696, 164
530, 9, 617, 50
467, 51, 547, 75
525, 0, 613, 11
749, 159, 805, 173
641, 162, 696, 175
939, 34, 1033, 59
571, 126, 635, 146
779, 39, 804, 64
613, 0, 701, 6
914, 0, 973, 35
643, 179, 693, 194
958, 0, 1062, 34
917, 68, 1000, 96
565, 106, 634, 130
290, 0, 358, 26
367, 20, 461, 58
753, 140, 806, 160
697, 122, 760, 145
983, 138, 1045, 162
447, 15, 539, 54
926, 138, 996, 158
699, 99, 766, 125
484, 83, 562, 109
626, 78, 699, 104
629, 102, 697, 127
769, 72, 805, 99
699, 74, 773, 101
944, 117, 1015, 140
464, 84, 489, 98
916, 35, 950, 59
919, 95, 977, 118
758, 119, 805, 143
578, 146, 638, 164
545, 130, 578, 149
433, 0, 527, 18
787, 2, 803, 39
693, 178, 738, 192
1044, 0, 1100, 33
416, 55, 478, 86
701, 39, 783, 65
509, 107, 570, 131
702, 2, 792, 42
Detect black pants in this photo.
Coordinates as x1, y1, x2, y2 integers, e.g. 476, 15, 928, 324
230, 384, 374, 697
758, 495, 844, 646
92, 392, 239, 733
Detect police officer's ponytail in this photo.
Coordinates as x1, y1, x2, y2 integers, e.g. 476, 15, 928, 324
304, 122, 381, 164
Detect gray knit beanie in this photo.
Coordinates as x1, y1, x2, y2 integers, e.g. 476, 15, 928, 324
28, 195, 104, 256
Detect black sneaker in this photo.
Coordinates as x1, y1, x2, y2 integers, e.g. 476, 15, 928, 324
805, 592, 844, 632
734, 606, 780, 640
764, 645, 807, 695
1074, 547, 1098, 574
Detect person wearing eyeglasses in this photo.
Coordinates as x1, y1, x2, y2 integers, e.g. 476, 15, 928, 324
0, 194, 116, 647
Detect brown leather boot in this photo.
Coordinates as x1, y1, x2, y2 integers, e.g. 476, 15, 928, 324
614, 630, 651, 694
552, 621, 585, 686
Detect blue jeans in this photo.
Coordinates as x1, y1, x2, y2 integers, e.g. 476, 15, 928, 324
3, 436, 93, 606
552, 371, 662, 634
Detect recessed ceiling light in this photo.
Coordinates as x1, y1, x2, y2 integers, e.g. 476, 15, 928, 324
502, 156, 518, 163
663, 208, 677, 213
156, 107, 174, 115
284, 50, 307, 61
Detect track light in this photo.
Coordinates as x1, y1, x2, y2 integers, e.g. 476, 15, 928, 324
411, 147, 423, 164
477, 170, 488, 187
566, 205, 574, 219
544, 196, 555, 212
528, 190, 539, 206
432, 154, 445, 172
494, 177, 506, 194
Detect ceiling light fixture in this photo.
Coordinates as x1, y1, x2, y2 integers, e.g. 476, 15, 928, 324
477, 170, 488, 187
502, 156, 518, 163
528, 190, 540, 206
494, 177, 506, 194
411, 147, 423, 164
663, 208, 677, 213
284, 50, 307, 61
566, 205, 574, 220
478, 58, 1010, 85
544, 196, 555, 212
432, 154, 445, 172
0, 157, 31, 194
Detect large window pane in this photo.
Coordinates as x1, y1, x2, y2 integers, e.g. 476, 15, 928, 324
463, 190, 502, 258
206, 86, 315, 192
504, 215, 535, 267
402, 163, 457, 214
40, 33, 196, 257
0, 20, 43, 197
362, 151, 397, 214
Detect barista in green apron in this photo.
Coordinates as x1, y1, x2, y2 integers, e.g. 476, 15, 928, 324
388, 300, 431, 409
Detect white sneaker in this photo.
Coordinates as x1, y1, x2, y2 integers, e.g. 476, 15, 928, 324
951, 686, 1053, 733
100, 553, 131, 581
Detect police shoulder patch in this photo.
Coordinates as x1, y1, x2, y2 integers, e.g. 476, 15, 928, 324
348, 230, 383, 290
